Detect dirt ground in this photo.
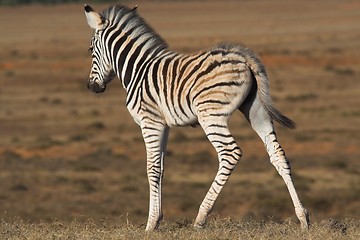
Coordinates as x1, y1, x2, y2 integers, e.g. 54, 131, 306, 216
0, 0, 359, 225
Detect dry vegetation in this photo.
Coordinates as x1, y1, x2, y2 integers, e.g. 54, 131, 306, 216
1, 217, 360, 240
0, 0, 359, 238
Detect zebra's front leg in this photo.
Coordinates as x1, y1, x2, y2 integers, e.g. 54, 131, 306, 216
141, 122, 169, 231
194, 119, 242, 228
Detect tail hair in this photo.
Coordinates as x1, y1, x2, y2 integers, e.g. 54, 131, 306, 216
216, 42, 296, 129
265, 104, 296, 129
254, 67, 296, 129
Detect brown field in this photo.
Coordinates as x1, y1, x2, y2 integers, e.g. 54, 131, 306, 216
0, 0, 360, 238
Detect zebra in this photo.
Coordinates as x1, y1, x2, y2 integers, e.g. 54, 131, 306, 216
83, 4, 309, 231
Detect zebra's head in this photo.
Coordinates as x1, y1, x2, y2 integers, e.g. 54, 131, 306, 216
84, 4, 115, 93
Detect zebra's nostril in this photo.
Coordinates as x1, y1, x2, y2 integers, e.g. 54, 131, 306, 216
87, 81, 106, 93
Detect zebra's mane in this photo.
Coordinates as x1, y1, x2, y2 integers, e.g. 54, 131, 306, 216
101, 5, 168, 50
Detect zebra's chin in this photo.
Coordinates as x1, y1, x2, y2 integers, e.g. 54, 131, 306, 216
87, 81, 106, 93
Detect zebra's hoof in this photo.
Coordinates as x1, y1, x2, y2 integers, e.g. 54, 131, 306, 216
193, 223, 205, 230
296, 207, 310, 231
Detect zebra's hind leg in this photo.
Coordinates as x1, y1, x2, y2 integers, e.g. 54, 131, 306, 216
264, 130, 310, 230
194, 116, 242, 228
141, 121, 169, 231
240, 96, 309, 230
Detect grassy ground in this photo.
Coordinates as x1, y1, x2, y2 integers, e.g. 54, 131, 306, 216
0, 0, 360, 238
1, 217, 360, 240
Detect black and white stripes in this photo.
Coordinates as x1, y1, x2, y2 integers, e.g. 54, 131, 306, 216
84, 4, 309, 231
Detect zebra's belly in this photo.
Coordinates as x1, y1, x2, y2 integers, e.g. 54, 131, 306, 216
162, 104, 198, 127
126, 98, 197, 127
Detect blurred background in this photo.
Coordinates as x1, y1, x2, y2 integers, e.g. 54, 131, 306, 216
0, 0, 359, 225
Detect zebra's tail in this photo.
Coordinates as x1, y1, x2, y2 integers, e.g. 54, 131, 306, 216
238, 46, 296, 129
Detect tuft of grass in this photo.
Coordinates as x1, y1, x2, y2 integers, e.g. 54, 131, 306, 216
172, 131, 188, 142
294, 133, 316, 142
35, 135, 62, 148
342, 111, 360, 118
285, 93, 318, 102
69, 133, 89, 142
0, 150, 23, 162
74, 179, 97, 194
51, 98, 63, 105
9, 184, 28, 192
87, 121, 106, 130
5, 70, 15, 77
325, 65, 355, 76
325, 159, 348, 170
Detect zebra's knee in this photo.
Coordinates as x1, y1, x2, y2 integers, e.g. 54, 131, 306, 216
219, 145, 242, 168
270, 153, 292, 177
265, 137, 291, 173
234, 146, 242, 161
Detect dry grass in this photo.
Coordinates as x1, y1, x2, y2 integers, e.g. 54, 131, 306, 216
0, 0, 360, 237
1, 217, 360, 240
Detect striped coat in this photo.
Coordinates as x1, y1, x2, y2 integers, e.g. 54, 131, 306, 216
84, 4, 309, 231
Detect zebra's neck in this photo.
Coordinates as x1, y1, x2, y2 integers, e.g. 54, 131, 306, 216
101, 5, 168, 89
114, 37, 169, 90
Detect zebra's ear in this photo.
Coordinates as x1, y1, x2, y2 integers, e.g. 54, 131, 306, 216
84, 4, 107, 30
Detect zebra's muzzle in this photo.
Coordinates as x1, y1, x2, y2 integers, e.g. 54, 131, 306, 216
87, 81, 106, 93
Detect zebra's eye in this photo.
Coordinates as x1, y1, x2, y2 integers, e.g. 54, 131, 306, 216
88, 46, 93, 53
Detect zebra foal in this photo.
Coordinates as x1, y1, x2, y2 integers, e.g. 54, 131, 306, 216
83, 4, 309, 231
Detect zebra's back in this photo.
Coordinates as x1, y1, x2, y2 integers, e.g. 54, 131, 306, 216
130, 43, 254, 127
